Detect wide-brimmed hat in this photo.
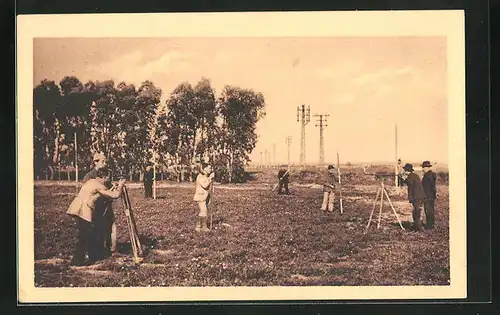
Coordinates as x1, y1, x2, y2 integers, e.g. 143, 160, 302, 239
421, 161, 432, 168
402, 163, 414, 172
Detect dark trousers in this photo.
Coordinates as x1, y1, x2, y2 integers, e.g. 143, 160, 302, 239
90, 214, 107, 261
72, 217, 95, 265
424, 199, 435, 228
92, 208, 114, 258
411, 200, 423, 230
144, 182, 153, 198
278, 181, 289, 195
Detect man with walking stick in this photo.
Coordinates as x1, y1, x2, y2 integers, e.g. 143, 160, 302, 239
320, 165, 338, 212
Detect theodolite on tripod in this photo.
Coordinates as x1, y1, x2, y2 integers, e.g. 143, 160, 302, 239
362, 165, 405, 234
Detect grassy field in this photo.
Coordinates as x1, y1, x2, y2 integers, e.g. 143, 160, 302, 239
34, 167, 450, 287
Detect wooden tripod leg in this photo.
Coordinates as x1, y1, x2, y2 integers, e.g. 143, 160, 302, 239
123, 187, 143, 256
365, 187, 381, 234
377, 186, 384, 229
122, 190, 140, 262
383, 188, 405, 230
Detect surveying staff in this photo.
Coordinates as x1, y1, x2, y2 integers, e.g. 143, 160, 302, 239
402, 163, 426, 231
82, 152, 117, 258
144, 165, 154, 198
193, 163, 215, 232
320, 165, 338, 212
277, 168, 290, 195
421, 161, 437, 229
67, 168, 126, 266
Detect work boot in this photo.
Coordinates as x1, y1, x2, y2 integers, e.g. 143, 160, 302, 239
200, 216, 210, 232
195, 217, 202, 232
413, 222, 424, 232
320, 199, 328, 211
328, 201, 334, 212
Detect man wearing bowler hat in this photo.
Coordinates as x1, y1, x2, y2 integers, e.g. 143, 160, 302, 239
402, 163, 426, 231
421, 161, 437, 229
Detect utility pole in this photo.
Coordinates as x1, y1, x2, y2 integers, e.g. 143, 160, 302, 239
314, 113, 329, 165
74, 133, 78, 182
395, 124, 399, 189
297, 104, 311, 166
260, 151, 263, 167
273, 143, 276, 166
286, 136, 292, 168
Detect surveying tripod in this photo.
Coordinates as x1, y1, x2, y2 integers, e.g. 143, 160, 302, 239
120, 185, 143, 263
363, 167, 405, 234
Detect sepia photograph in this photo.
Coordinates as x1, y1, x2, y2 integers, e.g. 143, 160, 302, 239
17, 11, 466, 302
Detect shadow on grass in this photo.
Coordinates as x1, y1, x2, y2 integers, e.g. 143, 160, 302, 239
392, 221, 421, 231
117, 234, 164, 256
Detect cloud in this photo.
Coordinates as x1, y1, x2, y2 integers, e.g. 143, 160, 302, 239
335, 93, 356, 104
86, 51, 144, 76
215, 51, 232, 63
143, 51, 195, 74
317, 68, 336, 79
377, 85, 393, 97
316, 62, 361, 80
86, 50, 196, 86
353, 66, 416, 86
393, 66, 414, 76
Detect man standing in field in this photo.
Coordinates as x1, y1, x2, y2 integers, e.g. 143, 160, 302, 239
421, 161, 437, 229
277, 168, 290, 195
402, 163, 426, 231
193, 163, 215, 232
320, 165, 338, 212
143, 165, 154, 199
82, 152, 117, 258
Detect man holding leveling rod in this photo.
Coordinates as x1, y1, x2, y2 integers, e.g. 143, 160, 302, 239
320, 165, 338, 212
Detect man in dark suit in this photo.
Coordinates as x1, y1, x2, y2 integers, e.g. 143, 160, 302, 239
421, 161, 437, 229
144, 165, 154, 198
277, 168, 290, 195
402, 163, 426, 231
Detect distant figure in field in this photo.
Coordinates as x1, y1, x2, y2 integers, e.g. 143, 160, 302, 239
421, 161, 437, 229
397, 159, 405, 187
193, 163, 215, 232
321, 165, 338, 212
402, 163, 426, 231
277, 168, 290, 195
143, 165, 154, 199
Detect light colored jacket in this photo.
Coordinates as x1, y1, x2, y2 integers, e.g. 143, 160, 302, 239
193, 173, 213, 202
66, 179, 107, 222
323, 172, 338, 193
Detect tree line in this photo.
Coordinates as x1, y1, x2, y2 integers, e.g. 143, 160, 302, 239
33, 76, 266, 183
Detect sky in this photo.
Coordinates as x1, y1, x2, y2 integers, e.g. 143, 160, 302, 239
33, 37, 448, 165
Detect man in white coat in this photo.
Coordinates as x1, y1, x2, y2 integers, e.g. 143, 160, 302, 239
193, 163, 215, 232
